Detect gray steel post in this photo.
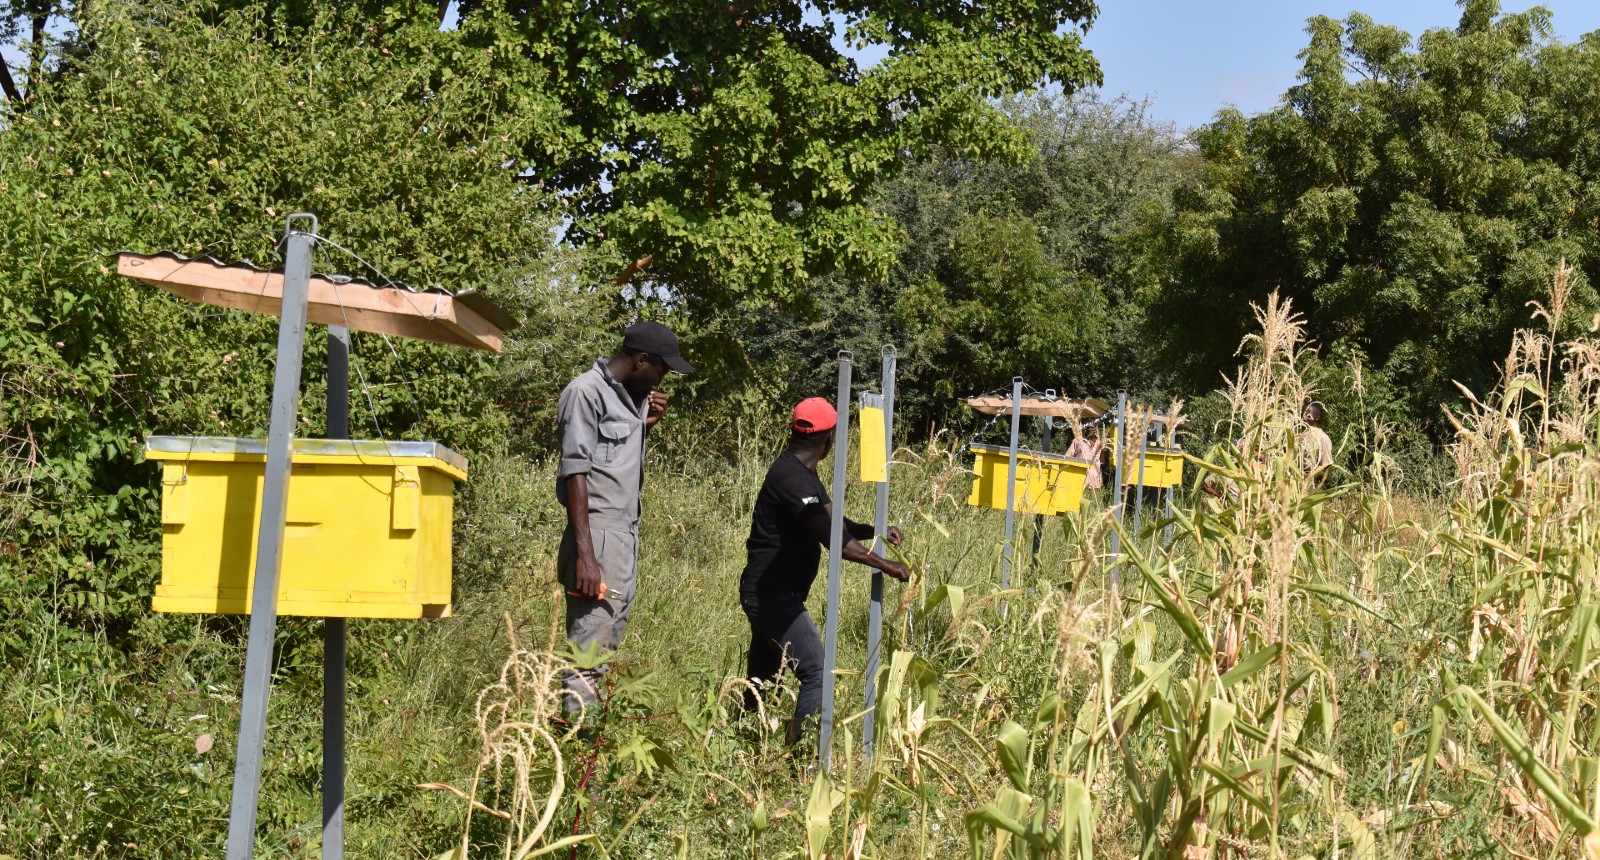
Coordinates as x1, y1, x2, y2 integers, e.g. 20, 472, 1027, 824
1031, 390, 1055, 566
817, 351, 853, 772
863, 346, 895, 758
226, 214, 317, 860
1164, 484, 1176, 548
1109, 390, 1127, 591
1132, 415, 1152, 540
323, 325, 349, 860
999, 377, 1023, 616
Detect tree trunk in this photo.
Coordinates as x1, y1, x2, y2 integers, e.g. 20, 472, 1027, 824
27, 10, 47, 98
0, 61, 20, 104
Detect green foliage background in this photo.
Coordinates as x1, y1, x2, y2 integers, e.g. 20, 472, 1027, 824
1150, 0, 1600, 428
8, 0, 1600, 855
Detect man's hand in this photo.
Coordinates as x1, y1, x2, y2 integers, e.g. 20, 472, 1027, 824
646, 391, 668, 427
881, 559, 911, 582
573, 554, 605, 600
884, 525, 904, 547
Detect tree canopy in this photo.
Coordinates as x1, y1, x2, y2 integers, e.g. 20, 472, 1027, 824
443, 0, 1103, 311
0, 3, 601, 627
1149, 0, 1600, 426
4, 0, 1103, 315
721, 92, 1185, 430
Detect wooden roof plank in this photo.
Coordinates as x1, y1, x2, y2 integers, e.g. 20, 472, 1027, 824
116, 252, 511, 353
964, 396, 1109, 419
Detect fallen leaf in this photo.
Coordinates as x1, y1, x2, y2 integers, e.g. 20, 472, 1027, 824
195, 734, 214, 755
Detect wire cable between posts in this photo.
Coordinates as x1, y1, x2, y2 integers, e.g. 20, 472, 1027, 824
308, 238, 430, 437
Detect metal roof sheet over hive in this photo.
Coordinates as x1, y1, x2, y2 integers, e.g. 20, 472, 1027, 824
115, 250, 517, 353
965, 395, 1110, 420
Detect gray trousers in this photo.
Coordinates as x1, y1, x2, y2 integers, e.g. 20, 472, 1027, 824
556, 520, 639, 714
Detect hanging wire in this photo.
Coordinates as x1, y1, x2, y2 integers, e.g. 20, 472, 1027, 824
891, 386, 1017, 530
309, 239, 429, 434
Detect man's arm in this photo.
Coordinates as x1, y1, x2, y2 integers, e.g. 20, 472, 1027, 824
846, 518, 903, 547
563, 474, 605, 599
807, 508, 910, 581
556, 382, 606, 600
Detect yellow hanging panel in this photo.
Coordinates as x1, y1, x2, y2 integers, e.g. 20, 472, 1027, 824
859, 404, 888, 483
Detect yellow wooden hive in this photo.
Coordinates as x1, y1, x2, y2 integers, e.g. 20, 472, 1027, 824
145, 436, 467, 618
1123, 449, 1184, 488
967, 443, 1091, 515
1109, 431, 1186, 489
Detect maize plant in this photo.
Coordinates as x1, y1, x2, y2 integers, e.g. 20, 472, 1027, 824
1430, 262, 1600, 856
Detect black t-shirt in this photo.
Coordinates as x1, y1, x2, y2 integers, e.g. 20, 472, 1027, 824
740, 452, 832, 598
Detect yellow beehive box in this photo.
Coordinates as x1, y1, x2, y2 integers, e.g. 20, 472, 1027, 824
967, 443, 1091, 515
1124, 449, 1184, 488
144, 436, 467, 619
1110, 432, 1185, 489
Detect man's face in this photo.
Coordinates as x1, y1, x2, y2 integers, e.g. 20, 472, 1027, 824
624, 353, 668, 398
1303, 404, 1323, 425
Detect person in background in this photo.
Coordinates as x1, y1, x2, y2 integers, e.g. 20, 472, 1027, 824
1065, 421, 1104, 489
554, 321, 691, 721
740, 397, 911, 746
1299, 400, 1334, 484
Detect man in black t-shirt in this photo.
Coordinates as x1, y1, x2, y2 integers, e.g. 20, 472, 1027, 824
740, 397, 910, 746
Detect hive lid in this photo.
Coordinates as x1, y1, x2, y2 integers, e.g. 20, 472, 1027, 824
146, 435, 468, 475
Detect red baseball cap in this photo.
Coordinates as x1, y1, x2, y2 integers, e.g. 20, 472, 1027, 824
792, 397, 837, 434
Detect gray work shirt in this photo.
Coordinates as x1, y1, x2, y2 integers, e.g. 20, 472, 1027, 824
556, 358, 649, 530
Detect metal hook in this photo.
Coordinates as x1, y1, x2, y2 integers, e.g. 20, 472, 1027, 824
285, 212, 319, 238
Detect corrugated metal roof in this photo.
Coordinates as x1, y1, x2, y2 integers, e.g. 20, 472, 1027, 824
112, 248, 439, 293
111, 249, 517, 333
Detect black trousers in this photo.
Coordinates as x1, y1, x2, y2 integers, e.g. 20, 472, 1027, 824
740, 591, 825, 739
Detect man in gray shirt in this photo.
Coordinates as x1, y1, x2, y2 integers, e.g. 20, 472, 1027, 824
555, 321, 691, 718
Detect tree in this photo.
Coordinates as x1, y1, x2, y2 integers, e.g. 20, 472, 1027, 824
1149, 0, 1600, 429
445, 0, 1104, 313
723, 92, 1187, 432
0, 0, 63, 104
5, 0, 1103, 318
0, 2, 592, 633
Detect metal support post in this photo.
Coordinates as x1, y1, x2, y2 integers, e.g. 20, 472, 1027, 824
1108, 390, 1127, 591
999, 377, 1023, 616
862, 346, 895, 758
1031, 390, 1055, 567
226, 214, 317, 860
1163, 485, 1176, 548
323, 325, 349, 860
818, 351, 853, 772
1132, 416, 1152, 541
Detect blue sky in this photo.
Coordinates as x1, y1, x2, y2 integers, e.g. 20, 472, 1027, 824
1084, 0, 1600, 131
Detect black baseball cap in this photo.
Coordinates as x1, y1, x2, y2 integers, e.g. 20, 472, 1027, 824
622, 321, 693, 373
